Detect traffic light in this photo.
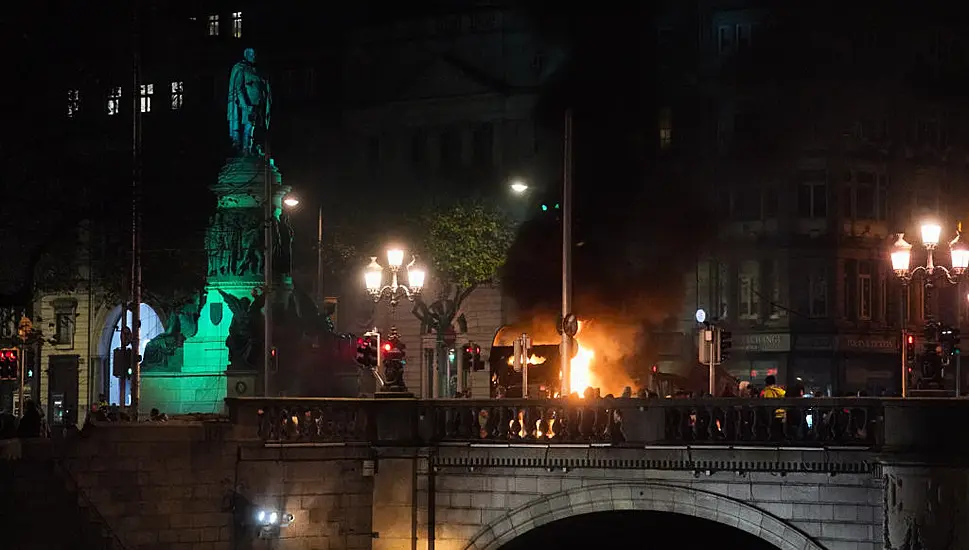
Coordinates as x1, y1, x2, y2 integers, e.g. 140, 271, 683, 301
356, 334, 379, 368
905, 333, 917, 364
717, 329, 732, 363
954, 328, 962, 355
471, 344, 483, 371
462, 345, 474, 369
382, 338, 405, 364
651, 364, 659, 374
0, 348, 19, 381
269, 347, 278, 372
112, 348, 132, 378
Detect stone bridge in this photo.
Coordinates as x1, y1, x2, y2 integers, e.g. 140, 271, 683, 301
4, 397, 968, 550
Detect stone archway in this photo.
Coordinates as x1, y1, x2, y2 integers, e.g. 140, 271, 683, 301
464, 482, 824, 550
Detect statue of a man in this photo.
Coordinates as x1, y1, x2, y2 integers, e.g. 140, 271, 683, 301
228, 48, 272, 156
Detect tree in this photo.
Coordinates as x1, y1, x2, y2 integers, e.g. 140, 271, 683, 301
411, 199, 516, 340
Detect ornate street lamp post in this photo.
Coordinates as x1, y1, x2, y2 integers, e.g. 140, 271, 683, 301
891, 221, 969, 395
364, 248, 425, 392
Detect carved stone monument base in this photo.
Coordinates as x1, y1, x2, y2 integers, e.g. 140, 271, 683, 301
140, 156, 288, 415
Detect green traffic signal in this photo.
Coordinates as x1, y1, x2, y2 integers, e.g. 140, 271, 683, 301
541, 204, 548, 211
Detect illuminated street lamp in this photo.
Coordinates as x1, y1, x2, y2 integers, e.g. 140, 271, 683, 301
282, 194, 300, 208
364, 248, 425, 307
891, 222, 968, 284
509, 180, 529, 194
891, 221, 968, 396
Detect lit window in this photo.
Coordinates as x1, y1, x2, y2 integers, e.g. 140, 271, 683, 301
232, 11, 242, 38
171, 81, 184, 110
140, 83, 153, 113
107, 87, 122, 115
659, 107, 672, 148
858, 261, 872, 320
67, 89, 80, 118
207, 14, 219, 36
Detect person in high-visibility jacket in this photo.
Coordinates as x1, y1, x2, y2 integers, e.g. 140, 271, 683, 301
760, 375, 787, 420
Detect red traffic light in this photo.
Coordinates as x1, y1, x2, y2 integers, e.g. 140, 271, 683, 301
383, 343, 392, 352
907, 335, 914, 345
651, 364, 658, 373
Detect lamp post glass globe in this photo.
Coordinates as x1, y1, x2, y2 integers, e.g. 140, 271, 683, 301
407, 265, 426, 291
890, 234, 913, 275
387, 248, 405, 269
364, 258, 383, 292
283, 195, 300, 208
510, 180, 529, 194
950, 233, 969, 273
921, 221, 942, 247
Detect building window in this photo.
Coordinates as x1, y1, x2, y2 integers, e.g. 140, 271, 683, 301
207, 14, 220, 36
170, 81, 184, 110
659, 107, 672, 148
139, 83, 153, 113
55, 312, 74, 346
738, 260, 760, 319
304, 68, 316, 96
809, 265, 827, 317
858, 261, 872, 320
232, 11, 242, 38
797, 182, 827, 218
67, 89, 80, 118
732, 187, 761, 221
736, 24, 751, 51
411, 132, 426, 166
440, 128, 461, 168
107, 86, 122, 115
718, 26, 733, 54
716, 261, 729, 319
472, 123, 494, 168
769, 260, 785, 319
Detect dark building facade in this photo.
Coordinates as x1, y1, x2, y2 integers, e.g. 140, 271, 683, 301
659, 3, 969, 395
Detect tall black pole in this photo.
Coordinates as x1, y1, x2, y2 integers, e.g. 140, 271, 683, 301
560, 109, 573, 396
130, 0, 143, 415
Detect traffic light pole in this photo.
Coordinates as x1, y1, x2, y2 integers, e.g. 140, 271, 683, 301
901, 330, 908, 398
708, 330, 716, 396
560, 109, 574, 398
957, 352, 962, 397
17, 344, 24, 415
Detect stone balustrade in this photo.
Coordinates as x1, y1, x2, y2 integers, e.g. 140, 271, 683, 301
227, 397, 884, 447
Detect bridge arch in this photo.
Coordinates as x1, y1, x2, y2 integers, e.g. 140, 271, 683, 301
464, 482, 823, 550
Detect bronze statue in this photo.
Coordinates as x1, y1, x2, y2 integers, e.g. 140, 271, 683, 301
219, 289, 256, 367
228, 48, 272, 156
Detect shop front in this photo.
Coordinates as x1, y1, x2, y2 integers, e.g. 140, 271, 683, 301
838, 334, 899, 395
790, 333, 899, 396
725, 332, 791, 390
790, 335, 838, 396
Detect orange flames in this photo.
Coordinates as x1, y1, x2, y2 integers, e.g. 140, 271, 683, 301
566, 321, 633, 398
507, 354, 548, 367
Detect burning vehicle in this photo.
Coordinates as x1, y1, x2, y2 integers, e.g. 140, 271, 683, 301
489, 318, 639, 398
489, 318, 738, 398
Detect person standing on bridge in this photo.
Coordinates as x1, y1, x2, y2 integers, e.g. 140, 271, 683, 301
760, 375, 786, 399
760, 375, 787, 439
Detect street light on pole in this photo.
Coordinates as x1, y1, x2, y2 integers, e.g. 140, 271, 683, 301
890, 221, 969, 394
509, 180, 529, 194
364, 248, 425, 392
278, 193, 327, 309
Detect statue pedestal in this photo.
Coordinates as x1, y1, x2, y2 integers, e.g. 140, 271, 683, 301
141, 156, 288, 415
